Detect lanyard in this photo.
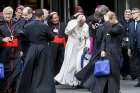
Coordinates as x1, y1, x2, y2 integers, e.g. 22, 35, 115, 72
5, 21, 14, 39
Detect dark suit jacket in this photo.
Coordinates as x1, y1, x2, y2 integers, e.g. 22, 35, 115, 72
128, 21, 140, 50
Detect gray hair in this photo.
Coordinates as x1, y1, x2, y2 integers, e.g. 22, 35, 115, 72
124, 9, 131, 14
3, 6, 13, 14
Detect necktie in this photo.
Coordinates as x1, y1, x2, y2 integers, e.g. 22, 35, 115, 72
134, 21, 138, 42
135, 21, 137, 31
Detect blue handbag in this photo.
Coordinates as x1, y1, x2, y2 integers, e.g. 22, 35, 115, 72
94, 58, 111, 77
0, 63, 4, 79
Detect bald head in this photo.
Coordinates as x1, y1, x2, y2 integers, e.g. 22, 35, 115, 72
22, 7, 33, 20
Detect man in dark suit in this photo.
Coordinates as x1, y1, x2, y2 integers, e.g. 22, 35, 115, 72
128, 8, 140, 87
15, 7, 33, 61
121, 9, 132, 80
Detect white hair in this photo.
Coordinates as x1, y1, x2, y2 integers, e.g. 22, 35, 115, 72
42, 9, 49, 17
3, 6, 13, 14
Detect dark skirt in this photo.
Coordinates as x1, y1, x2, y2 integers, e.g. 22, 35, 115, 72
16, 44, 56, 93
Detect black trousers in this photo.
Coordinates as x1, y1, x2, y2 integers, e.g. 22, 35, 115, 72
129, 48, 140, 79
121, 47, 130, 77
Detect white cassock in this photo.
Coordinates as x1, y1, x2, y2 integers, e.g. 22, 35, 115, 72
54, 19, 90, 86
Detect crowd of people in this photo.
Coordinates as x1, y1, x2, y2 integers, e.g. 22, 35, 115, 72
0, 4, 139, 93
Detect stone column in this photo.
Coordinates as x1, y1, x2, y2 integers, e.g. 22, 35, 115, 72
40, 0, 44, 8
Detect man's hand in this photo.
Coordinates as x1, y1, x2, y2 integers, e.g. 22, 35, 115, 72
101, 50, 106, 57
77, 15, 86, 27
128, 49, 132, 57
2, 37, 12, 43
74, 12, 83, 17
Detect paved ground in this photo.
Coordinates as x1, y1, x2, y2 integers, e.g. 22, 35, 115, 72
120, 80, 140, 93
56, 80, 140, 93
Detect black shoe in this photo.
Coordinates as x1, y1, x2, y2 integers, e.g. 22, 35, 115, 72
54, 80, 60, 85
122, 77, 127, 80
73, 85, 83, 89
131, 76, 137, 80
134, 83, 140, 87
